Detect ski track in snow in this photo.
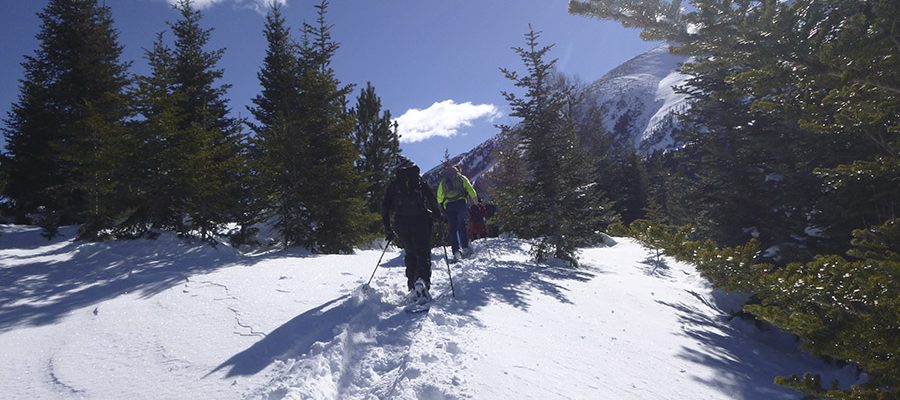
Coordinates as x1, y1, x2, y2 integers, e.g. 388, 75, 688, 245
192, 279, 268, 338
47, 356, 86, 398
251, 257, 477, 400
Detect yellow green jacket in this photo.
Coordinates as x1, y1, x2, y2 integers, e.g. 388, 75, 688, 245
437, 173, 477, 209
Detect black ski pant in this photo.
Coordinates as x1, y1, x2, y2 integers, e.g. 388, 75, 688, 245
395, 215, 433, 291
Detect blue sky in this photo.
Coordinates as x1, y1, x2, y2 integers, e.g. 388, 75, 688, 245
0, 0, 659, 170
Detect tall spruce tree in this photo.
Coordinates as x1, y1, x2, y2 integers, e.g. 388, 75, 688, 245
497, 27, 614, 265
170, 0, 247, 240
247, 3, 308, 246
295, 0, 368, 253
350, 82, 401, 219
128, 33, 185, 235
129, 0, 247, 241
1, 0, 132, 239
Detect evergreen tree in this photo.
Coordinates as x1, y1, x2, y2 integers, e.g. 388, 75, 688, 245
169, 0, 247, 240
570, 0, 899, 255
295, 0, 367, 253
350, 82, 401, 218
128, 33, 185, 235
557, 75, 620, 242
747, 219, 900, 399
498, 26, 616, 265
1, 0, 132, 239
490, 128, 528, 236
615, 150, 647, 223
128, 0, 247, 241
571, 0, 900, 396
247, 3, 307, 246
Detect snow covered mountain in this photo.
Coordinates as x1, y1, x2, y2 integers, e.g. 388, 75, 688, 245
0, 224, 856, 399
425, 45, 690, 189
586, 45, 691, 154
422, 134, 501, 194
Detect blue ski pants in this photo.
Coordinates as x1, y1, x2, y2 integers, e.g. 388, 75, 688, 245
444, 199, 469, 254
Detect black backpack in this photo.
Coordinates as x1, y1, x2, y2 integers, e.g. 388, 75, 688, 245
393, 176, 429, 216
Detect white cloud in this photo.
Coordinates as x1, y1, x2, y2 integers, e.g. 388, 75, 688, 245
395, 100, 501, 143
166, 0, 287, 14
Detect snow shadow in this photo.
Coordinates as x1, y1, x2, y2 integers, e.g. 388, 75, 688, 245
440, 239, 602, 316
209, 288, 420, 379
639, 254, 672, 279
211, 238, 601, 380
209, 293, 351, 377
0, 227, 243, 333
655, 299, 845, 400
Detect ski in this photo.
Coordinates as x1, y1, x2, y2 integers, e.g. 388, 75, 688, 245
404, 301, 430, 313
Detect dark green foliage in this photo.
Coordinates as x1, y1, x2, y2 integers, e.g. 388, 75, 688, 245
294, 1, 368, 253
350, 82, 401, 233
609, 150, 647, 224
748, 220, 900, 399
168, 1, 247, 240
572, 0, 900, 256
496, 27, 618, 265
126, 0, 247, 241
247, 1, 369, 252
490, 129, 529, 236
1, 0, 132, 239
127, 33, 186, 235
572, 0, 899, 396
247, 3, 308, 246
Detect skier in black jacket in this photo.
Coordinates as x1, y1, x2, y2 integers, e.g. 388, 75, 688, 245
382, 156, 442, 303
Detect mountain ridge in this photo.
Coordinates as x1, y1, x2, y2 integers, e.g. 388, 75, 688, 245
424, 45, 691, 191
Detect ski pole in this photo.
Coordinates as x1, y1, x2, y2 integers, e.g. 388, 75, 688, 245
366, 239, 391, 289
439, 220, 456, 298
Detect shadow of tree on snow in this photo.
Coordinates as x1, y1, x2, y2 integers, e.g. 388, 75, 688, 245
655, 299, 849, 400
0, 226, 248, 333
209, 237, 602, 379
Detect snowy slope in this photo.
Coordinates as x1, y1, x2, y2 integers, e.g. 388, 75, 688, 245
0, 225, 854, 399
586, 45, 691, 153
422, 134, 501, 192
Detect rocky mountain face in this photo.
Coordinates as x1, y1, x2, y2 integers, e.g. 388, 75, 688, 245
424, 45, 691, 194
586, 45, 691, 154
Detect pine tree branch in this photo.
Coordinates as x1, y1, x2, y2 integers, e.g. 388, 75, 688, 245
891, 20, 900, 62
822, 72, 900, 96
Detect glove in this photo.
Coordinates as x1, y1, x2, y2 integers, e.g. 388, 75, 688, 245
385, 229, 396, 242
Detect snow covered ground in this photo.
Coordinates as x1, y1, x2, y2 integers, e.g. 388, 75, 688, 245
0, 225, 855, 399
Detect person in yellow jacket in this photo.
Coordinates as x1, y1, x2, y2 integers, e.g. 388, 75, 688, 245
437, 163, 477, 261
